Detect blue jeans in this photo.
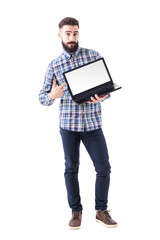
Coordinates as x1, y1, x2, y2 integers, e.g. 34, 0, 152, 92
60, 127, 111, 212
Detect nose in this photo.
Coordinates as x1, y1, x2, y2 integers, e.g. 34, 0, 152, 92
70, 34, 76, 41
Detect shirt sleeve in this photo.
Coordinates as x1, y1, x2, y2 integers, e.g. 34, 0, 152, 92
39, 63, 55, 106
95, 51, 102, 60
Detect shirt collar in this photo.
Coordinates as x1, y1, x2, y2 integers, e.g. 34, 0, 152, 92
62, 46, 81, 59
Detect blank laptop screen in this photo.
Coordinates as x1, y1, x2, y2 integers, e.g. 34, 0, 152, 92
64, 59, 111, 95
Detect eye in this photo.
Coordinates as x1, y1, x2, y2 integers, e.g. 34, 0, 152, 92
66, 33, 70, 36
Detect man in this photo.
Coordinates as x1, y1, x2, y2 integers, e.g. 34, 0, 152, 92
39, 17, 117, 229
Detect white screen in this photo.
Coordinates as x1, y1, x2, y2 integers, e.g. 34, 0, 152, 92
65, 59, 111, 95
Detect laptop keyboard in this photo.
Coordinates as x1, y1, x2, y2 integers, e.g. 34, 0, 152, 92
75, 83, 114, 103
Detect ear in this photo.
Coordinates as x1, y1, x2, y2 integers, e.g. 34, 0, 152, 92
58, 31, 62, 40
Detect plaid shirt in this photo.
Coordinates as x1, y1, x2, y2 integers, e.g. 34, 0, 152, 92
39, 46, 110, 132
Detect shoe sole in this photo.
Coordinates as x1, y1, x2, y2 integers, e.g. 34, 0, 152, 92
69, 226, 81, 230
96, 219, 118, 228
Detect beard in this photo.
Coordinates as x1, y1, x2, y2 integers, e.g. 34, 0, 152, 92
62, 41, 79, 53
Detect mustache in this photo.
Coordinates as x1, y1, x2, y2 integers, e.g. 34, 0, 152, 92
67, 41, 77, 44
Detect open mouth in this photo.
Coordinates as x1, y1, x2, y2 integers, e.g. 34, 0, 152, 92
68, 43, 75, 48
68, 42, 76, 45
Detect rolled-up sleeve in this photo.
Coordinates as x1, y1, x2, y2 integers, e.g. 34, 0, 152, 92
39, 63, 55, 106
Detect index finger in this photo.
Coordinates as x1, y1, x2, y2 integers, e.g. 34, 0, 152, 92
60, 83, 67, 88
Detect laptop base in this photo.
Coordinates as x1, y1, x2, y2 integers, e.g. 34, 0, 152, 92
74, 83, 121, 104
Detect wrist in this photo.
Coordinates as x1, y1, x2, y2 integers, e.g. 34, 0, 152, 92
49, 93, 55, 100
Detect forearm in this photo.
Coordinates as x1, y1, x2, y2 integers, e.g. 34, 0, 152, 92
39, 63, 55, 106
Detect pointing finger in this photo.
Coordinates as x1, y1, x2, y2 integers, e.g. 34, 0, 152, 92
60, 83, 67, 89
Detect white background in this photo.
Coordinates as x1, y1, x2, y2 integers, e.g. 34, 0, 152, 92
0, 0, 160, 239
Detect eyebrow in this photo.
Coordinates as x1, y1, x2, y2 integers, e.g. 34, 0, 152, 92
65, 31, 79, 33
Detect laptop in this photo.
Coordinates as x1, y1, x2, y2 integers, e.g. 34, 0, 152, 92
63, 58, 122, 104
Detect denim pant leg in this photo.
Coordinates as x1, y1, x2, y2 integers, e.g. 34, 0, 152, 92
82, 128, 111, 210
60, 128, 83, 212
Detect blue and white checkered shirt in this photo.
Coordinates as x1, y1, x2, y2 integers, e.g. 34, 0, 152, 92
39, 46, 110, 132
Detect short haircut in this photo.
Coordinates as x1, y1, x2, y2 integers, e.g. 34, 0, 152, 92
58, 17, 79, 29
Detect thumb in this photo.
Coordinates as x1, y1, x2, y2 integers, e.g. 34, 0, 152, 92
51, 80, 57, 91
53, 80, 57, 88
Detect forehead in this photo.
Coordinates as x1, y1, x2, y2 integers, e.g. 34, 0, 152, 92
61, 25, 79, 33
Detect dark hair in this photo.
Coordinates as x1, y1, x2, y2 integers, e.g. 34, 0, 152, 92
58, 17, 79, 29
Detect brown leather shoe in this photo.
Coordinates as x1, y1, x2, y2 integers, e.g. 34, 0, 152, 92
96, 210, 118, 228
69, 211, 82, 230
